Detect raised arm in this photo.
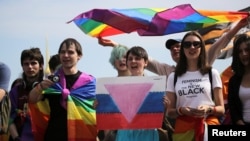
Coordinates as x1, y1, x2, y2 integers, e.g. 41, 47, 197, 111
207, 17, 249, 65
98, 37, 118, 47
98, 37, 174, 76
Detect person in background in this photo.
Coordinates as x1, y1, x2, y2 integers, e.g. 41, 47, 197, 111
0, 62, 11, 101
48, 54, 61, 74
228, 34, 250, 125
166, 31, 225, 141
29, 38, 97, 141
114, 46, 160, 141
97, 45, 130, 141
108, 45, 131, 77
8, 48, 44, 141
0, 62, 11, 141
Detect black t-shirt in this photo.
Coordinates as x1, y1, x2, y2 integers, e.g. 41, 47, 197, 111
44, 71, 81, 141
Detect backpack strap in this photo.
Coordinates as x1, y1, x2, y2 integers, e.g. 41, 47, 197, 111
174, 72, 177, 87
0, 92, 11, 134
209, 69, 214, 100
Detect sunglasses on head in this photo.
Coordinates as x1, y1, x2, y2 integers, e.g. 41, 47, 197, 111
183, 41, 201, 49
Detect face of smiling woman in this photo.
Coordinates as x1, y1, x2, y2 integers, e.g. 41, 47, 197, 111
183, 35, 201, 62
114, 54, 128, 72
126, 53, 148, 76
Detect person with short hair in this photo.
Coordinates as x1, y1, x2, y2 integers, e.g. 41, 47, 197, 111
115, 46, 159, 141
48, 54, 61, 74
9, 47, 44, 141
96, 44, 130, 141
29, 38, 97, 141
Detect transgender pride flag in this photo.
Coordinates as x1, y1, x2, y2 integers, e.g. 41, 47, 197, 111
96, 76, 166, 130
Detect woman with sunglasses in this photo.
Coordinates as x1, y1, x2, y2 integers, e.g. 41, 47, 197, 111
228, 34, 250, 125
165, 31, 225, 141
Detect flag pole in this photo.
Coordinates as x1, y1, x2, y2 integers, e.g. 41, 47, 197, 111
44, 36, 51, 77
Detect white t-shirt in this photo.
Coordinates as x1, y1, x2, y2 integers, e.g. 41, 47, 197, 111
166, 69, 222, 109
239, 85, 250, 123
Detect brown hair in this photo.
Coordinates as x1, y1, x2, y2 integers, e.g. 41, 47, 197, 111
175, 31, 211, 76
126, 46, 148, 63
20, 47, 44, 87
58, 38, 82, 56
231, 33, 250, 75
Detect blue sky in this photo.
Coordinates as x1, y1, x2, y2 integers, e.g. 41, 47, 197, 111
0, 0, 249, 90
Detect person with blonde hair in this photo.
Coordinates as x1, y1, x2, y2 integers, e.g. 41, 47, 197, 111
9, 48, 44, 141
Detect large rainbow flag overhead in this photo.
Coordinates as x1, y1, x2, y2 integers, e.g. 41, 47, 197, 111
68, 4, 248, 37
29, 69, 97, 141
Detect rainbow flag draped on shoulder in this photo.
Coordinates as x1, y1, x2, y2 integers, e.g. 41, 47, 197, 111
29, 100, 50, 141
29, 69, 97, 141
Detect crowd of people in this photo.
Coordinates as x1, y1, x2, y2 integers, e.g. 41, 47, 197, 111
0, 16, 249, 141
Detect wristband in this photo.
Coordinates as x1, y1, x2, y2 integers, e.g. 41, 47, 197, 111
213, 106, 216, 114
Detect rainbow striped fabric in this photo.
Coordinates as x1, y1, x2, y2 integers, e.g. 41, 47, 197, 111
68, 4, 248, 37
198, 6, 250, 60
173, 115, 219, 141
29, 70, 97, 141
29, 100, 50, 141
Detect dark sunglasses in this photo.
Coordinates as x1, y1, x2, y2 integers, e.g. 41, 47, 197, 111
183, 41, 201, 49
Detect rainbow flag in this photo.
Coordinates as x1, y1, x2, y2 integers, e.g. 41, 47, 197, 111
68, 4, 248, 37
29, 100, 50, 141
29, 69, 97, 141
173, 116, 219, 141
198, 6, 250, 59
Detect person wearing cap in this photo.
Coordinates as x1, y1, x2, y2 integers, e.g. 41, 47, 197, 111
165, 39, 182, 62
